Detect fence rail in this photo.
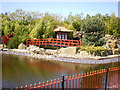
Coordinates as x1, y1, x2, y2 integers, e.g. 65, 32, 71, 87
26, 38, 82, 47
15, 66, 120, 89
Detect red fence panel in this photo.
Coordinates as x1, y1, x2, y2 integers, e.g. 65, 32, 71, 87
26, 38, 82, 47
16, 66, 120, 89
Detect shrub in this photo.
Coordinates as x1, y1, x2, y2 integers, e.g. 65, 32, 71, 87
80, 45, 108, 56
7, 36, 22, 49
2, 35, 9, 45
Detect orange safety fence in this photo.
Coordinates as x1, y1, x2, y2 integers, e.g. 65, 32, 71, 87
15, 66, 120, 89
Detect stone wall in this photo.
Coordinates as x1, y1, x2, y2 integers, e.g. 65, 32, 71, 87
104, 35, 120, 55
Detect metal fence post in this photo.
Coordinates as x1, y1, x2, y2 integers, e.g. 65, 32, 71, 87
105, 66, 109, 90
62, 75, 65, 90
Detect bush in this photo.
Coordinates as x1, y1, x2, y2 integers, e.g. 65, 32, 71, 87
7, 36, 22, 49
80, 45, 108, 56
2, 35, 9, 45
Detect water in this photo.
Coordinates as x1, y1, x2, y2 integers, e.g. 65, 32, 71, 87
2, 52, 119, 88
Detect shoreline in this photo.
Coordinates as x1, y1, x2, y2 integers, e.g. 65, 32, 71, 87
1, 49, 120, 64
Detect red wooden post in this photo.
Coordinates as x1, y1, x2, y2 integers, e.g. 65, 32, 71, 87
94, 70, 96, 75
20, 86, 23, 89
60, 39, 62, 48
30, 84, 32, 89
46, 81, 49, 88
72, 75, 74, 88
42, 82, 45, 88
58, 78, 60, 88
89, 71, 92, 76
16, 87, 18, 90
68, 40, 70, 47
78, 74, 80, 78
91, 75, 93, 88
66, 76, 68, 88
34, 83, 37, 88
78, 74, 80, 88
68, 76, 71, 88
50, 80, 53, 88
75, 74, 78, 88
25, 85, 28, 89
104, 69, 106, 72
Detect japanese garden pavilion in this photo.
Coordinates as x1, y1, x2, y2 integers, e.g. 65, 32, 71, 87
53, 26, 73, 40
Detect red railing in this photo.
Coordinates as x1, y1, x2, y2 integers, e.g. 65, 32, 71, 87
26, 38, 82, 47
15, 66, 120, 89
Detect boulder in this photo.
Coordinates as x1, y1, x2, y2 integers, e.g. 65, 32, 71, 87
59, 47, 77, 56
18, 43, 27, 49
100, 51, 109, 56
109, 40, 117, 49
106, 39, 118, 48
26, 45, 45, 54
45, 49, 58, 55
75, 51, 91, 58
79, 51, 89, 56
112, 48, 120, 55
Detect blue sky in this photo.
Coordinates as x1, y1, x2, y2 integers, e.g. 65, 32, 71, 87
2, 2, 118, 17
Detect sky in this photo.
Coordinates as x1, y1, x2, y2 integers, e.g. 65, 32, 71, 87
1, 2, 119, 17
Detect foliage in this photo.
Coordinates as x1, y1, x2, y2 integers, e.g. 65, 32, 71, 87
2, 35, 9, 45
82, 15, 105, 46
105, 13, 120, 37
7, 36, 22, 49
1, 9, 119, 49
80, 45, 108, 56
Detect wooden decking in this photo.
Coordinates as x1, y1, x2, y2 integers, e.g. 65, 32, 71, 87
26, 38, 82, 47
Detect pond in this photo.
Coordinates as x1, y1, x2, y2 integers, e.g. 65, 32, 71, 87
2, 52, 119, 88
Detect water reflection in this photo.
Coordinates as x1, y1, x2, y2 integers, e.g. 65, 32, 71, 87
2, 53, 119, 88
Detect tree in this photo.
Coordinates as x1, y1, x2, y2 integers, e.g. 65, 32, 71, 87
105, 13, 120, 37
64, 12, 83, 31
29, 12, 62, 39
1, 9, 119, 49
82, 16, 105, 46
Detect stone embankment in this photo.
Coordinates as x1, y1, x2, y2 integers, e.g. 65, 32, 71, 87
1, 44, 120, 64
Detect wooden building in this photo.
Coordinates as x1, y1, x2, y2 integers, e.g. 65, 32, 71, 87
53, 26, 73, 40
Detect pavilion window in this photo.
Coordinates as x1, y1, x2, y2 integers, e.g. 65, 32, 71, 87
65, 33, 67, 40
62, 34, 64, 39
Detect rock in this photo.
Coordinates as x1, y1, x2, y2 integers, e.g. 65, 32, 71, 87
59, 47, 77, 56
0, 44, 4, 50
92, 51, 101, 56
26, 45, 45, 54
0, 44, 7, 49
18, 43, 27, 49
107, 50, 113, 55
75, 51, 92, 58
79, 51, 89, 56
101, 51, 108, 56
45, 49, 58, 55
105, 38, 120, 55
112, 48, 120, 55
109, 40, 117, 49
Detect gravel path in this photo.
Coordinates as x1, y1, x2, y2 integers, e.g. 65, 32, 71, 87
1, 50, 119, 64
